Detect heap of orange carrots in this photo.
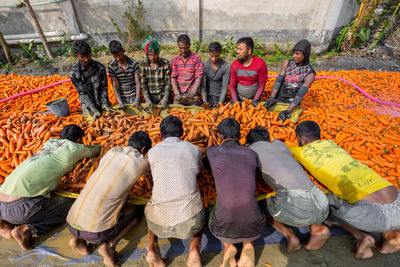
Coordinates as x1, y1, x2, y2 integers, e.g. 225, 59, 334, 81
0, 70, 399, 202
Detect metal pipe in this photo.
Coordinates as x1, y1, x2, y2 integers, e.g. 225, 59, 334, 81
7, 33, 88, 45
5, 31, 65, 40
0, 0, 65, 8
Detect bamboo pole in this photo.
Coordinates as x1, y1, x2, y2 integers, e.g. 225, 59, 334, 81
0, 32, 13, 63
23, 0, 54, 59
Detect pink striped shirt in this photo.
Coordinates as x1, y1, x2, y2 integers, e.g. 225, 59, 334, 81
171, 52, 204, 94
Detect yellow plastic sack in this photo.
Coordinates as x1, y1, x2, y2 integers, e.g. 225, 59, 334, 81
290, 140, 392, 203
267, 103, 304, 123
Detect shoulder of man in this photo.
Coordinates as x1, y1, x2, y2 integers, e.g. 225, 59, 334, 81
159, 57, 170, 65
92, 60, 106, 70
171, 54, 180, 62
190, 52, 202, 61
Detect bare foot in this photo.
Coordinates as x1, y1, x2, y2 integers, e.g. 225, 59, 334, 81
10, 224, 33, 251
69, 238, 91, 255
0, 219, 14, 239
146, 243, 167, 267
237, 242, 255, 267
220, 245, 237, 267
377, 230, 400, 255
304, 225, 331, 251
99, 243, 119, 267
353, 234, 375, 259
187, 245, 202, 267
287, 235, 301, 253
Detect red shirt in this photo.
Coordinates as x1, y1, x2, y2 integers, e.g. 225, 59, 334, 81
229, 56, 268, 102
171, 52, 204, 94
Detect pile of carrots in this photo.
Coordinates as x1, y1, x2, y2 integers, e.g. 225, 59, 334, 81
0, 70, 399, 203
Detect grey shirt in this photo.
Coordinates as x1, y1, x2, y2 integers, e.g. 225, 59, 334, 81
202, 59, 230, 102
249, 140, 314, 191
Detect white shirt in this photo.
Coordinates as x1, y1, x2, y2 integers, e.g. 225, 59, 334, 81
145, 137, 203, 226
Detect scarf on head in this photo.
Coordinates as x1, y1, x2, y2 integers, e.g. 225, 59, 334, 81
141, 36, 160, 60
293, 39, 311, 66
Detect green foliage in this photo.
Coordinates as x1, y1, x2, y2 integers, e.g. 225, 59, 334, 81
191, 37, 267, 59
252, 38, 266, 58
335, 22, 352, 51
86, 40, 110, 56
0, 61, 13, 71
17, 40, 38, 59
221, 36, 237, 58
54, 35, 74, 57
191, 39, 208, 54
266, 43, 292, 64
111, 0, 152, 51
356, 27, 371, 43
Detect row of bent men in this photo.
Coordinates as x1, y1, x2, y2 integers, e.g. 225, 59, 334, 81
0, 117, 399, 267
70, 34, 314, 122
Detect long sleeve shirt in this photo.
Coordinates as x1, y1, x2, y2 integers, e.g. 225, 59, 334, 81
140, 57, 171, 104
0, 139, 101, 198
70, 60, 110, 111
229, 56, 268, 102
202, 59, 230, 103
67, 146, 150, 233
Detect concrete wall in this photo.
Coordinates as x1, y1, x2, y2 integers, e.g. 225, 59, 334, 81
0, 0, 359, 52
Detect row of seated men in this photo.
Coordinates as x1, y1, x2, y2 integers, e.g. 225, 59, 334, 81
71, 35, 314, 122
0, 117, 399, 267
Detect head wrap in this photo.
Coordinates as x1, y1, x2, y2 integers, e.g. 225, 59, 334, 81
141, 36, 160, 55
293, 39, 312, 66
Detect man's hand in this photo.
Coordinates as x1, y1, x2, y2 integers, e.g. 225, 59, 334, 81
174, 94, 182, 104
187, 91, 196, 98
263, 97, 276, 110
133, 99, 141, 109
103, 106, 114, 112
144, 99, 153, 111
277, 110, 291, 121
160, 97, 169, 109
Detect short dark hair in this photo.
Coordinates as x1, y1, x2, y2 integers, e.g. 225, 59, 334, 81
128, 131, 152, 152
295, 121, 321, 140
160, 116, 183, 138
246, 127, 270, 145
60, 124, 84, 142
237, 37, 254, 54
177, 34, 190, 44
217, 118, 240, 139
108, 40, 124, 54
72, 40, 91, 56
209, 42, 222, 53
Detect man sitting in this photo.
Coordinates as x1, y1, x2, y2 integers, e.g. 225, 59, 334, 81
70, 40, 112, 120
0, 125, 100, 250
291, 121, 400, 259
108, 40, 141, 109
140, 37, 172, 110
66, 131, 152, 267
145, 116, 204, 267
206, 118, 266, 267
246, 126, 329, 253
201, 42, 230, 107
171, 34, 204, 106
230, 37, 268, 106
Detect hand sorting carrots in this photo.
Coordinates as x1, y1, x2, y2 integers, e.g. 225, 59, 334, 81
0, 70, 399, 200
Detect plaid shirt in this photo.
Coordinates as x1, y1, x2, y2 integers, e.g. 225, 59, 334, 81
139, 57, 171, 104
70, 60, 110, 110
108, 56, 140, 104
171, 52, 203, 94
